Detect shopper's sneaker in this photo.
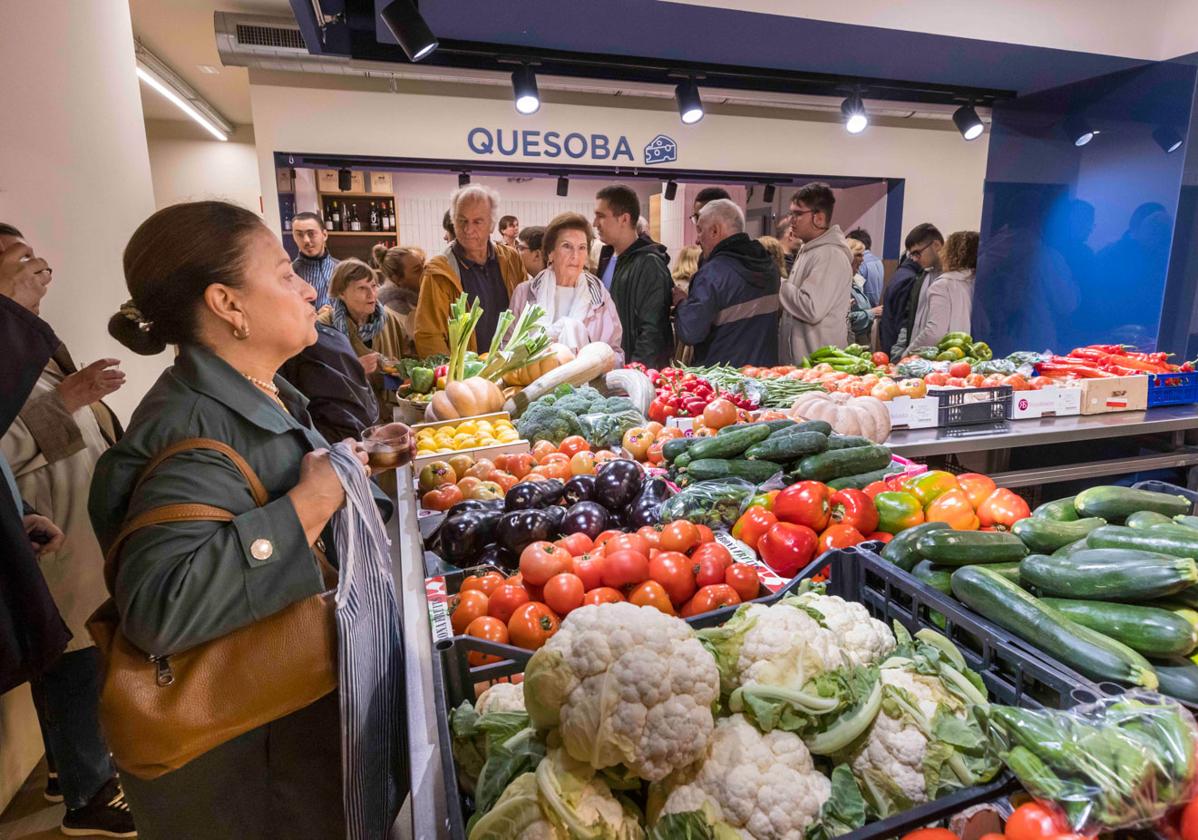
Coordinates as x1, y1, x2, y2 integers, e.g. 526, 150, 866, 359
44, 770, 63, 803
61, 777, 136, 838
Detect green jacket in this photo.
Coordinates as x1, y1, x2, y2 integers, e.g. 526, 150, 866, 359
603, 238, 674, 367
89, 344, 383, 658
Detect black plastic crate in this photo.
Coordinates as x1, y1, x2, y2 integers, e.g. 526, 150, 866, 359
931, 385, 1013, 428
1133, 479, 1198, 510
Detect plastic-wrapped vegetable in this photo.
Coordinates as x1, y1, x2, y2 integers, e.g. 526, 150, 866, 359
578, 409, 646, 451
972, 359, 1017, 376
988, 690, 1198, 833
896, 359, 935, 379
659, 478, 758, 530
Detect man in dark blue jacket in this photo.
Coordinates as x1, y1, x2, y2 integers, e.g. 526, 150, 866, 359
675, 199, 780, 366
879, 223, 943, 356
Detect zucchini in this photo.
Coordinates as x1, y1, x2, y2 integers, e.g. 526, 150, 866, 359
881, 521, 951, 571
986, 560, 1022, 584
825, 435, 873, 451
1149, 657, 1198, 703
797, 445, 891, 483
744, 431, 829, 463
1011, 517, 1106, 553
1175, 515, 1198, 531
1019, 549, 1198, 601
674, 452, 692, 469
1074, 485, 1192, 522
826, 464, 903, 491
764, 420, 832, 438
662, 437, 697, 464
717, 419, 795, 437
1052, 538, 1088, 557
1032, 496, 1079, 522
1127, 510, 1176, 529
911, 559, 953, 594
685, 458, 782, 484
1039, 598, 1198, 657
687, 425, 772, 461
1085, 524, 1198, 559
915, 529, 1028, 566
1163, 587, 1198, 610
951, 565, 1158, 689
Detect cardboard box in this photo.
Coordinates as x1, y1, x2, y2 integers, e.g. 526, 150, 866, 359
1010, 387, 1082, 420
316, 168, 365, 193
887, 395, 939, 429
1078, 375, 1148, 415
369, 171, 393, 193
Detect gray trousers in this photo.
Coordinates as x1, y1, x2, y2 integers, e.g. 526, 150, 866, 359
118, 692, 344, 840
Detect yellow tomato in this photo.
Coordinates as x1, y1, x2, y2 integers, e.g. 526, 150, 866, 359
456, 421, 478, 435
496, 431, 518, 443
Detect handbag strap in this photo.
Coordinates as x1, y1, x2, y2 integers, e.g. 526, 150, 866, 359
134, 437, 268, 507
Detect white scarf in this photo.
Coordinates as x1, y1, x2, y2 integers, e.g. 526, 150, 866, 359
531, 268, 600, 350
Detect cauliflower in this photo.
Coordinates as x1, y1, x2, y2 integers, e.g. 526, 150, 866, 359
523, 602, 720, 782
787, 593, 895, 667
476, 683, 525, 715
452, 683, 534, 797
657, 714, 832, 840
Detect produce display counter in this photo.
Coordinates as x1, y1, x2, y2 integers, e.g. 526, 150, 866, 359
888, 405, 1198, 489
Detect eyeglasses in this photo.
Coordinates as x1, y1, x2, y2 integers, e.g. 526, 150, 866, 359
909, 243, 936, 259
789, 208, 814, 220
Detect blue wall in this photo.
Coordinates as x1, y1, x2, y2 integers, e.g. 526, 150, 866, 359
973, 61, 1196, 355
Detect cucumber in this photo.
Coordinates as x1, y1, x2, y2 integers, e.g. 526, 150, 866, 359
763, 420, 832, 439
1149, 657, 1198, 703
717, 419, 795, 437
1019, 549, 1198, 601
1085, 524, 1198, 559
688, 425, 772, 461
825, 435, 873, 451
881, 521, 952, 571
685, 458, 782, 483
951, 565, 1158, 688
827, 464, 903, 491
1032, 496, 1079, 522
1074, 485, 1192, 522
744, 431, 829, 463
911, 559, 953, 594
674, 452, 692, 469
986, 561, 1022, 584
914, 529, 1028, 566
662, 437, 697, 464
1127, 510, 1177, 529
1039, 598, 1198, 657
797, 445, 892, 482
1175, 515, 1198, 531
1011, 517, 1106, 553
1052, 538, 1088, 557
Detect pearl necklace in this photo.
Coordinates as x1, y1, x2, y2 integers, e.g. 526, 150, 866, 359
243, 373, 286, 409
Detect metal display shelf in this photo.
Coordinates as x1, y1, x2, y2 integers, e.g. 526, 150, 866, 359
887, 405, 1198, 489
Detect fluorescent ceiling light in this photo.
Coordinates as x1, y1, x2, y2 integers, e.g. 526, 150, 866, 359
135, 42, 231, 141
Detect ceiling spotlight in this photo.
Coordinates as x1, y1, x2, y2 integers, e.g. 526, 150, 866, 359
1154, 126, 1184, 154
458, 172, 471, 187
338, 168, 352, 191
380, 0, 438, 62
675, 79, 704, 125
664, 180, 678, 201
953, 103, 985, 141
841, 91, 868, 134
763, 184, 776, 203
512, 65, 540, 115
1064, 114, 1098, 147
556, 175, 569, 197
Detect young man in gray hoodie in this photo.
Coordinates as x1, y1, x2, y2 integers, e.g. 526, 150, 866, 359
778, 183, 854, 364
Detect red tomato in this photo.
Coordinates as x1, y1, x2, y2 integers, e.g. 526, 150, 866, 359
901, 830, 959, 840
724, 564, 760, 601
818, 523, 866, 551
531, 440, 558, 462
542, 573, 585, 616
1182, 796, 1198, 840
774, 481, 833, 531
602, 549, 650, 588
649, 551, 697, 606
571, 554, 605, 591
507, 602, 560, 650
558, 435, 591, 458
829, 488, 879, 533
607, 533, 650, 556
925, 371, 949, 386
949, 361, 972, 379
1005, 803, 1069, 840
976, 835, 1006, 840
636, 526, 663, 550
690, 541, 733, 569
460, 571, 504, 597
450, 590, 489, 635
695, 524, 715, 544
702, 398, 738, 429
659, 520, 702, 554
487, 584, 531, 624
680, 584, 741, 617
732, 507, 778, 551
524, 582, 544, 602
421, 484, 464, 512
866, 531, 894, 543
593, 529, 626, 550
628, 580, 676, 615
554, 532, 594, 557
646, 440, 666, 466
519, 541, 574, 585
758, 522, 819, 577
465, 616, 509, 666
495, 452, 534, 480
569, 451, 597, 476
582, 587, 624, 606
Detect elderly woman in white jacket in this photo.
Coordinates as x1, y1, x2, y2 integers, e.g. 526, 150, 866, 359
908, 230, 979, 351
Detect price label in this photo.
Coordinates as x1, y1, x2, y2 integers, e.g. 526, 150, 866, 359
425, 575, 453, 642
714, 531, 788, 592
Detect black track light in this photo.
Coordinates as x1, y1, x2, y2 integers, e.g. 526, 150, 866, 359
512, 65, 540, 115
458, 172, 470, 187
953, 103, 985, 141
841, 91, 868, 134
556, 175, 569, 197
664, 180, 678, 201
763, 184, 776, 203
1064, 114, 1098, 147
380, 0, 438, 62
674, 79, 704, 125
338, 167, 352, 191
1154, 126, 1184, 154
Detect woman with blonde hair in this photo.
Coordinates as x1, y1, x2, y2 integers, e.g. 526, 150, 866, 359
757, 235, 787, 279
908, 230, 979, 350
846, 237, 878, 346
671, 244, 701, 294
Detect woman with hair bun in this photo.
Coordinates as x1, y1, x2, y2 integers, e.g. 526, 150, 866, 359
371, 242, 425, 357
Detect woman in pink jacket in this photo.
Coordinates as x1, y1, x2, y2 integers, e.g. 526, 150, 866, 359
510, 212, 623, 364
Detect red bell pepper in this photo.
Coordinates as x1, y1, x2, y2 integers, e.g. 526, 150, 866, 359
774, 481, 833, 532
976, 488, 1032, 531
957, 473, 998, 509
818, 524, 865, 552
829, 489, 879, 534
732, 507, 778, 551
757, 522, 819, 578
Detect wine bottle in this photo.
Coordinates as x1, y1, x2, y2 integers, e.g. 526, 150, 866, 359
329, 203, 340, 230
369, 202, 379, 232
351, 205, 361, 232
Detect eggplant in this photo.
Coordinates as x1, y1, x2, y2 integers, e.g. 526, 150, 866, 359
562, 475, 597, 506
624, 495, 663, 529
477, 543, 518, 573
594, 459, 645, 512
504, 483, 543, 512
439, 510, 502, 566
542, 504, 567, 532
538, 478, 566, 506
446, 499, 504, 519
495, 509, 557, 555
638, 477, 673, 504
560, 501, 611, 539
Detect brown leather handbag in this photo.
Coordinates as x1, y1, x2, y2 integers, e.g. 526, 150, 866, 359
87, 437, 338, 780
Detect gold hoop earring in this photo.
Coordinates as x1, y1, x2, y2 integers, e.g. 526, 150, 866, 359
233, 324, 250, 340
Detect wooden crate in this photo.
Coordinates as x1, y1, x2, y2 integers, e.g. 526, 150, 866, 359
411, 412, 530, 470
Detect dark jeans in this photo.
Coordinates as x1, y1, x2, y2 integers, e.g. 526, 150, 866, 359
30, 647, 115, 810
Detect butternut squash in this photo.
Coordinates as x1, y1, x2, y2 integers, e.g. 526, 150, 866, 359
502, 343, 575, 387
505, 342, 617, 417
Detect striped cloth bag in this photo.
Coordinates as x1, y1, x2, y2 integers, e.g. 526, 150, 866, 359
330, 444, 406, 839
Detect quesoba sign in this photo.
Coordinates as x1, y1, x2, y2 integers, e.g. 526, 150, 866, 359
466, 128, 678, 165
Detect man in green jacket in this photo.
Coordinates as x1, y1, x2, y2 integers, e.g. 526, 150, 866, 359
593, 185, 674, 367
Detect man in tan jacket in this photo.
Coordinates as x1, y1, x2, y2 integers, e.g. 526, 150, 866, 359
778, 182, 854, 364
415, 185, 525, 357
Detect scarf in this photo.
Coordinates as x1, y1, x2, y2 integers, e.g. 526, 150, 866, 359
531, 268, 602, 350
333, 298, 386, 344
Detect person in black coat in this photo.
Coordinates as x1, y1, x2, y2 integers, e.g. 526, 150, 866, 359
879, 223, 943, 356
278, 321, 379, 443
